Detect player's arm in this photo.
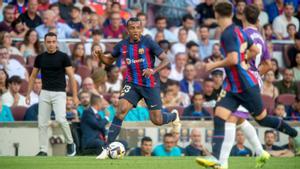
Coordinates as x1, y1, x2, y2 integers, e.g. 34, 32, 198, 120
258, 59, 273, 75
65, 66, 79, 106
154, 52, 169, 73
245, 44, 260, 61
25, 67, 39, 105
205, 52, 239, 71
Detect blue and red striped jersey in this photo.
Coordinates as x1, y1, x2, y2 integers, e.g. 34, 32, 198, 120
220, 24, 258, 93
112, 35, 163, 88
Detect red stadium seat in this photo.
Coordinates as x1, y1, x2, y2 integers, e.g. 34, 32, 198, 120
10, 106, 27, 121
19, 80, 28, 96
261, 94, 275, 115
276, 94, 296, 106
75, 65, 91, 80
10, 55, 26, 65
166, 106, 185, 117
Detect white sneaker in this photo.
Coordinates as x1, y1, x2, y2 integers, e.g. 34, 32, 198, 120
171, 109, 181, 133
96, 148, 109, 160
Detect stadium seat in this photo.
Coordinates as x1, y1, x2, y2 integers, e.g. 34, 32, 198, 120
75, 65, 91, 80
277, 94, 296, 106
11, 106, 28, 121
19, 80, 28, 96
261, 94, 275, 115
166, 106, 184, 117
10, 55, 26, 65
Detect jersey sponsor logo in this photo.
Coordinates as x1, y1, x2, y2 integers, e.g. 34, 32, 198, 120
125, 58, 145, 65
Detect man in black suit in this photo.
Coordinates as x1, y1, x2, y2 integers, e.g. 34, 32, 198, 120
80, 94, 109, 154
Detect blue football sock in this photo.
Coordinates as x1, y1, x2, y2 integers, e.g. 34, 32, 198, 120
256, 116, 298, 137
107, 117, 123, 143
212, 116, 225, 159
162, 111, 177, 124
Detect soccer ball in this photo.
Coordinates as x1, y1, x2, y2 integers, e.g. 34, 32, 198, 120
108, 142, 126, 159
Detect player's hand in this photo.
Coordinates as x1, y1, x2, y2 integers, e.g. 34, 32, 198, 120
25, 95, 30, 105
204, 63, 214, 72
142, 68, 154, 78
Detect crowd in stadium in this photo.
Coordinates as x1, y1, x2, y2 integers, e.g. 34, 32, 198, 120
0, 0, 300, 157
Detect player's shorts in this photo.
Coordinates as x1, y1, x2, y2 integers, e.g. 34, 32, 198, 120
119, 82, 162, 110
216, 85, 265, 117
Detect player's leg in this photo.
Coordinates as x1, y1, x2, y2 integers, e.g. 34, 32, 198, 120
52, 91, 76, 156
37, 90, 52, 156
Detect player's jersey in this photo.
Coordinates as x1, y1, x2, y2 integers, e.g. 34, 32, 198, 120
112, 35, 163, 88
244, 27, 270, 71
220, 24, 258, 93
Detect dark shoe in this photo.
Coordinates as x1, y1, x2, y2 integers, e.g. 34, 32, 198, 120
36, 151, 47, 156
67, 143, 76, 156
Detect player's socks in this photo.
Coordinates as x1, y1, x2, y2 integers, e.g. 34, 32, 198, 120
162, 111, 177, 124
212, 116, 225, 159
219, 122, 236, 167
256, 116, 298, 137
237, 120, 263, 155
108, 117, 123, 143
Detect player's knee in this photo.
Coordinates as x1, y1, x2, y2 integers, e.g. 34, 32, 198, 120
150, 116, 163, 126
254, 109, 267, 121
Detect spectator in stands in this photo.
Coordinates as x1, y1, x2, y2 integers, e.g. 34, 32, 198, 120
81, 77, 98, 95
150, 16, 177, 43
265, 0, 284, 23
0, 68, 8, 95
158, 40, 172, 64
186, 41, 200, 64
128, 136, 153, 156
163, 80, 190, 107
287, 97, 300, 121
171, 29, 188, 59
263, 130, 294, 157
0, 45, 28, 80
204, 43, 223, 63
211, 69, 223, 97
153, 133, 181, 156
35, 10, 78, 39
292, 52, 300, 81
198, 25, 214, 60
230, 129, 252, 156
0, 5, 14, 32
233, 0, 246, 28
103, 12, 126, 39
185, 128, 210, 156
287, 32, 300, 68
137, 12, 151, 37
253, 0, 269, 28
74, 0, 89, 10
182, 92, 211, 120
20, 29, 43, 58
154, 31, 165, 43
263, 23, 281, 41
37, 0, 50, 12
0, 98, 14, 122
202, 78, 217, 108
86, 44, 104, 72
81, 94, 109, 154
180, 63, 202, 97
275, 68, 299, 95
102, 1, 127, 27
84, 30, 106, 56
173, 14, 198, 42
17, 0, 42, 29
285, 23, 297, 40
272, 3, 299, 38
274, 103, 288, 120
0, 31, 22, 55
169, 52, 187, 81
10, 17, 29, 38
195, 0, 217, 28
0, 0, 8, 22
67, 6, 84, 32
262, 70, 279, 99
77, 91, 91, 118
56, 0, 73, 22
28, 75, 41, 106
1, 75, 27, 107
49, 3, 65, 24
171, 129, 184, 154
271, 58, 283, 81
159, 64, 172, 94
105, 65, 122, 93
9, 0, 27, 18
66, 93, 79, 122
71, 42, 85, 67
91, 68, 107, 95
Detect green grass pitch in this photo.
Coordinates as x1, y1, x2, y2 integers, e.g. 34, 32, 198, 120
0, 157, 299, 169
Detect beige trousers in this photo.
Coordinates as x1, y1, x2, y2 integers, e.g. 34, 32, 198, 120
38, 90, 73, 152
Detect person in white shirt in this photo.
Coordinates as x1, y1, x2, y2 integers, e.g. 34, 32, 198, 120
173, 14, 198, 42
84, 30, 106, 56
198, 25, 214, 60
29, 76, 42, 106
169, 52, 188, 81
1, 75, 27, 107
137, 12, 152, 37
105, 65, 122, 93
272, 3, 299, 38
254, 0, 269, 28
170, 28, 188, 62
150, 16, 177, 43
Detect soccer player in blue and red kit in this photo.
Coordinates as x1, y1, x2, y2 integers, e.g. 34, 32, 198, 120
196, 2, 300, 169
93, 17, 181, 159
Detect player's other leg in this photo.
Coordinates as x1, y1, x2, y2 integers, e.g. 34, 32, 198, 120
141, 86, 181, 132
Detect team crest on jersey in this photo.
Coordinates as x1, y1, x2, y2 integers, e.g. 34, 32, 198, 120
126, 58, 131, 65
240, 42, 248, 53
138, 48, 144, 54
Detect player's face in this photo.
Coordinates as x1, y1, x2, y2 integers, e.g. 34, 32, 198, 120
127, 21, 142, 41
141, 141, 152, 154
45, 36, 57, 53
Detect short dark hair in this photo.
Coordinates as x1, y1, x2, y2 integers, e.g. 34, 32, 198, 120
263, 23, 272, 30
287, 23, 296, 30
264, 130, 275, 136
137, 12, 147, 18
3, 4, 14, 14
182, 14, 194, 22
167, 80, 180, 87
71, 6, 80, 12
186, 41, 199, 49
158, 40, 170, 50
90, 94, 102, 106
204, 77, 214, 83
111, 1, 121, 9
44, 32, 57, 40
192, 92, 204, 101
244, 4, 259, 25
199, 25, 209, 31
92, 29, 103, 36
8, 75, 22, 84
48, 3, 58, 9
126, 17, 141, 27
236, 0, 246, 4
67, 92, 73, 97
155, 16, 166, 23
141, 136, 152, 144
11, 17, 22, 29
163, 133, 174, 140
82, 6, 92, 14
214, 1, 233, 17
